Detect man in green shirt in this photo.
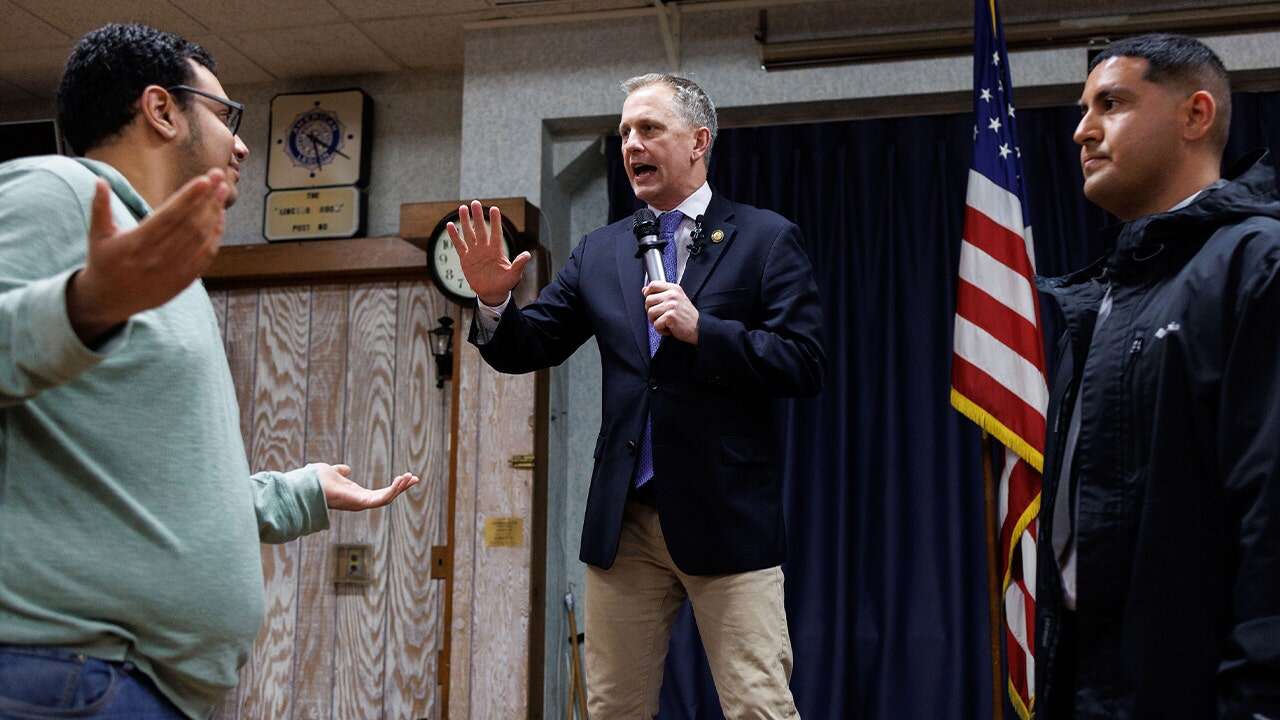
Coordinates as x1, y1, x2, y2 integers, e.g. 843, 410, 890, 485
0, 24, 418, 719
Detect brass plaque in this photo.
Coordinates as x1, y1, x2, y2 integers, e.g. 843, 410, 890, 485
483, 517, 524, 548
264, 186, 362, 241
508, 453, 536, 470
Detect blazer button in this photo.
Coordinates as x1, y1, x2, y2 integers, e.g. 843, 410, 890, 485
626, 440, 637, 455
649, 382, 659, 391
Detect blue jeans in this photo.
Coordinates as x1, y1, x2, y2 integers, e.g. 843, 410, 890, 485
0, 646, 185, 719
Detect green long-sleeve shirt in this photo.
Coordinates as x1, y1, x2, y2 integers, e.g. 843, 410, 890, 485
0, 155, 330, 719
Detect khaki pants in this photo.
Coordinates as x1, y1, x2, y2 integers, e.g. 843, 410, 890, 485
584, 502, 798, 719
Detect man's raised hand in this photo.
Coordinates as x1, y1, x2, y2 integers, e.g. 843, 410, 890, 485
67, 170, 229, 344
446, 200, 531, 307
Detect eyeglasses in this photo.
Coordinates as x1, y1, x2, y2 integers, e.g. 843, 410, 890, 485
167, 85, 244, 136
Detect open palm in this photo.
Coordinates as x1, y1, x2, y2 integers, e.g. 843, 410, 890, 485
446, 200, 531, 306
313, 463, 419, 511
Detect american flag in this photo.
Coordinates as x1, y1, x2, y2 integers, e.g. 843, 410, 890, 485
950, 1, 1047, 718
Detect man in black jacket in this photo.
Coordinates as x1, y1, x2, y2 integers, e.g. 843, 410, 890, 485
1036, 33, 1280, 718
448, 74, 823, 718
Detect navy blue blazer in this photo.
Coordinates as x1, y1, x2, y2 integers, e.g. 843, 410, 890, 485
470, 192, 825, 575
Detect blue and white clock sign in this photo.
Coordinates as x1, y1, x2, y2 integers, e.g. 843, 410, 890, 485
267, 89, 371, 190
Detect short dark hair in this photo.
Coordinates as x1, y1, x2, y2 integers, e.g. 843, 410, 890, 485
56, 23, 215, 155
1089, 33, 1231, 151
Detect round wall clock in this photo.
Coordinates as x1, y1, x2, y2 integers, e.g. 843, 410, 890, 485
427, 210, 520, 305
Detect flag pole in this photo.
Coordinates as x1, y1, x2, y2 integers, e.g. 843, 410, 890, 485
981, 432, 1006, 720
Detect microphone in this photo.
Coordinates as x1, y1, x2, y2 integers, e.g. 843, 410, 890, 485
632, 208, 667, 284
688, 214, 706, 257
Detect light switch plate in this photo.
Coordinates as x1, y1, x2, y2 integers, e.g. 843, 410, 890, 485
334, 543, 372, 585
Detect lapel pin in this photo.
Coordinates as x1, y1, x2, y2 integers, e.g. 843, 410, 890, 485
711, 229, 725, 243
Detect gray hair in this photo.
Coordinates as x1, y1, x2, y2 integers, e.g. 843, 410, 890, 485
620, 73, 718, 165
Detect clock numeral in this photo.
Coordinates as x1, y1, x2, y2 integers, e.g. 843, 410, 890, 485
431, 221, 489, 300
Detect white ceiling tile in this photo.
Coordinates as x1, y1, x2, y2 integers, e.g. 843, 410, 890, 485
485, 0, 573, 17
226, 23, 402, 79
495, 0, 633, 16
461, 1, 650, 21
189, 35, 274, 85
326, 0, 489, 20
0, 0, 74, 50
11, 0, 209, 39
0, 46, 71, 98
0, 78, 38, 104
169, 0, 342, 32
566, 0, 649, 10
484, 0, 652, 18
354, 0, 649, 67
360, 15, 464, 69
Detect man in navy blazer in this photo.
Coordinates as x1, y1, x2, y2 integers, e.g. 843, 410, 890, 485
449, 73, 823, 719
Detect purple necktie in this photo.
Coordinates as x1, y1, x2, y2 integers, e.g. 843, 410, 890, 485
634, 210, 683, 489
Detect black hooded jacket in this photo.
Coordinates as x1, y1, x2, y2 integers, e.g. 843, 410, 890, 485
1035, 152, 1280, 718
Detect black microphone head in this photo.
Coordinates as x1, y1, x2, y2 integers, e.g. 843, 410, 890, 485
632, 208, 658, 241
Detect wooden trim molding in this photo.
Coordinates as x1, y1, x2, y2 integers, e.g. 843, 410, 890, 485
207, 197, 542, 290
399, 196, 540, 248
204, 236, 426, 289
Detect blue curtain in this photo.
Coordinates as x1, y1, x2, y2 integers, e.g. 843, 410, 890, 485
602, 92, 1280, 719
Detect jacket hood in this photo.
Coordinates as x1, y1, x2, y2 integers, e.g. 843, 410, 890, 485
1045, 150, 1280, 287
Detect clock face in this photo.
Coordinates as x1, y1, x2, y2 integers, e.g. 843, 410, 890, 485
429, 214, 512, 304
286, 110, 345, 174
267, 89, 369, 189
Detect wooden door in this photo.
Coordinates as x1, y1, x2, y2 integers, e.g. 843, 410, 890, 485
208, 280, 453, 720
398, 198, 548, 720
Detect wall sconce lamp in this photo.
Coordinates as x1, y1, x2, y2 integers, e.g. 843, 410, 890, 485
430, 316, 455, 389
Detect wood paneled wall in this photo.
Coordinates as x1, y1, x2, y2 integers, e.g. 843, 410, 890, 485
209, 280, 453, 720
205, 200, 546, 719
